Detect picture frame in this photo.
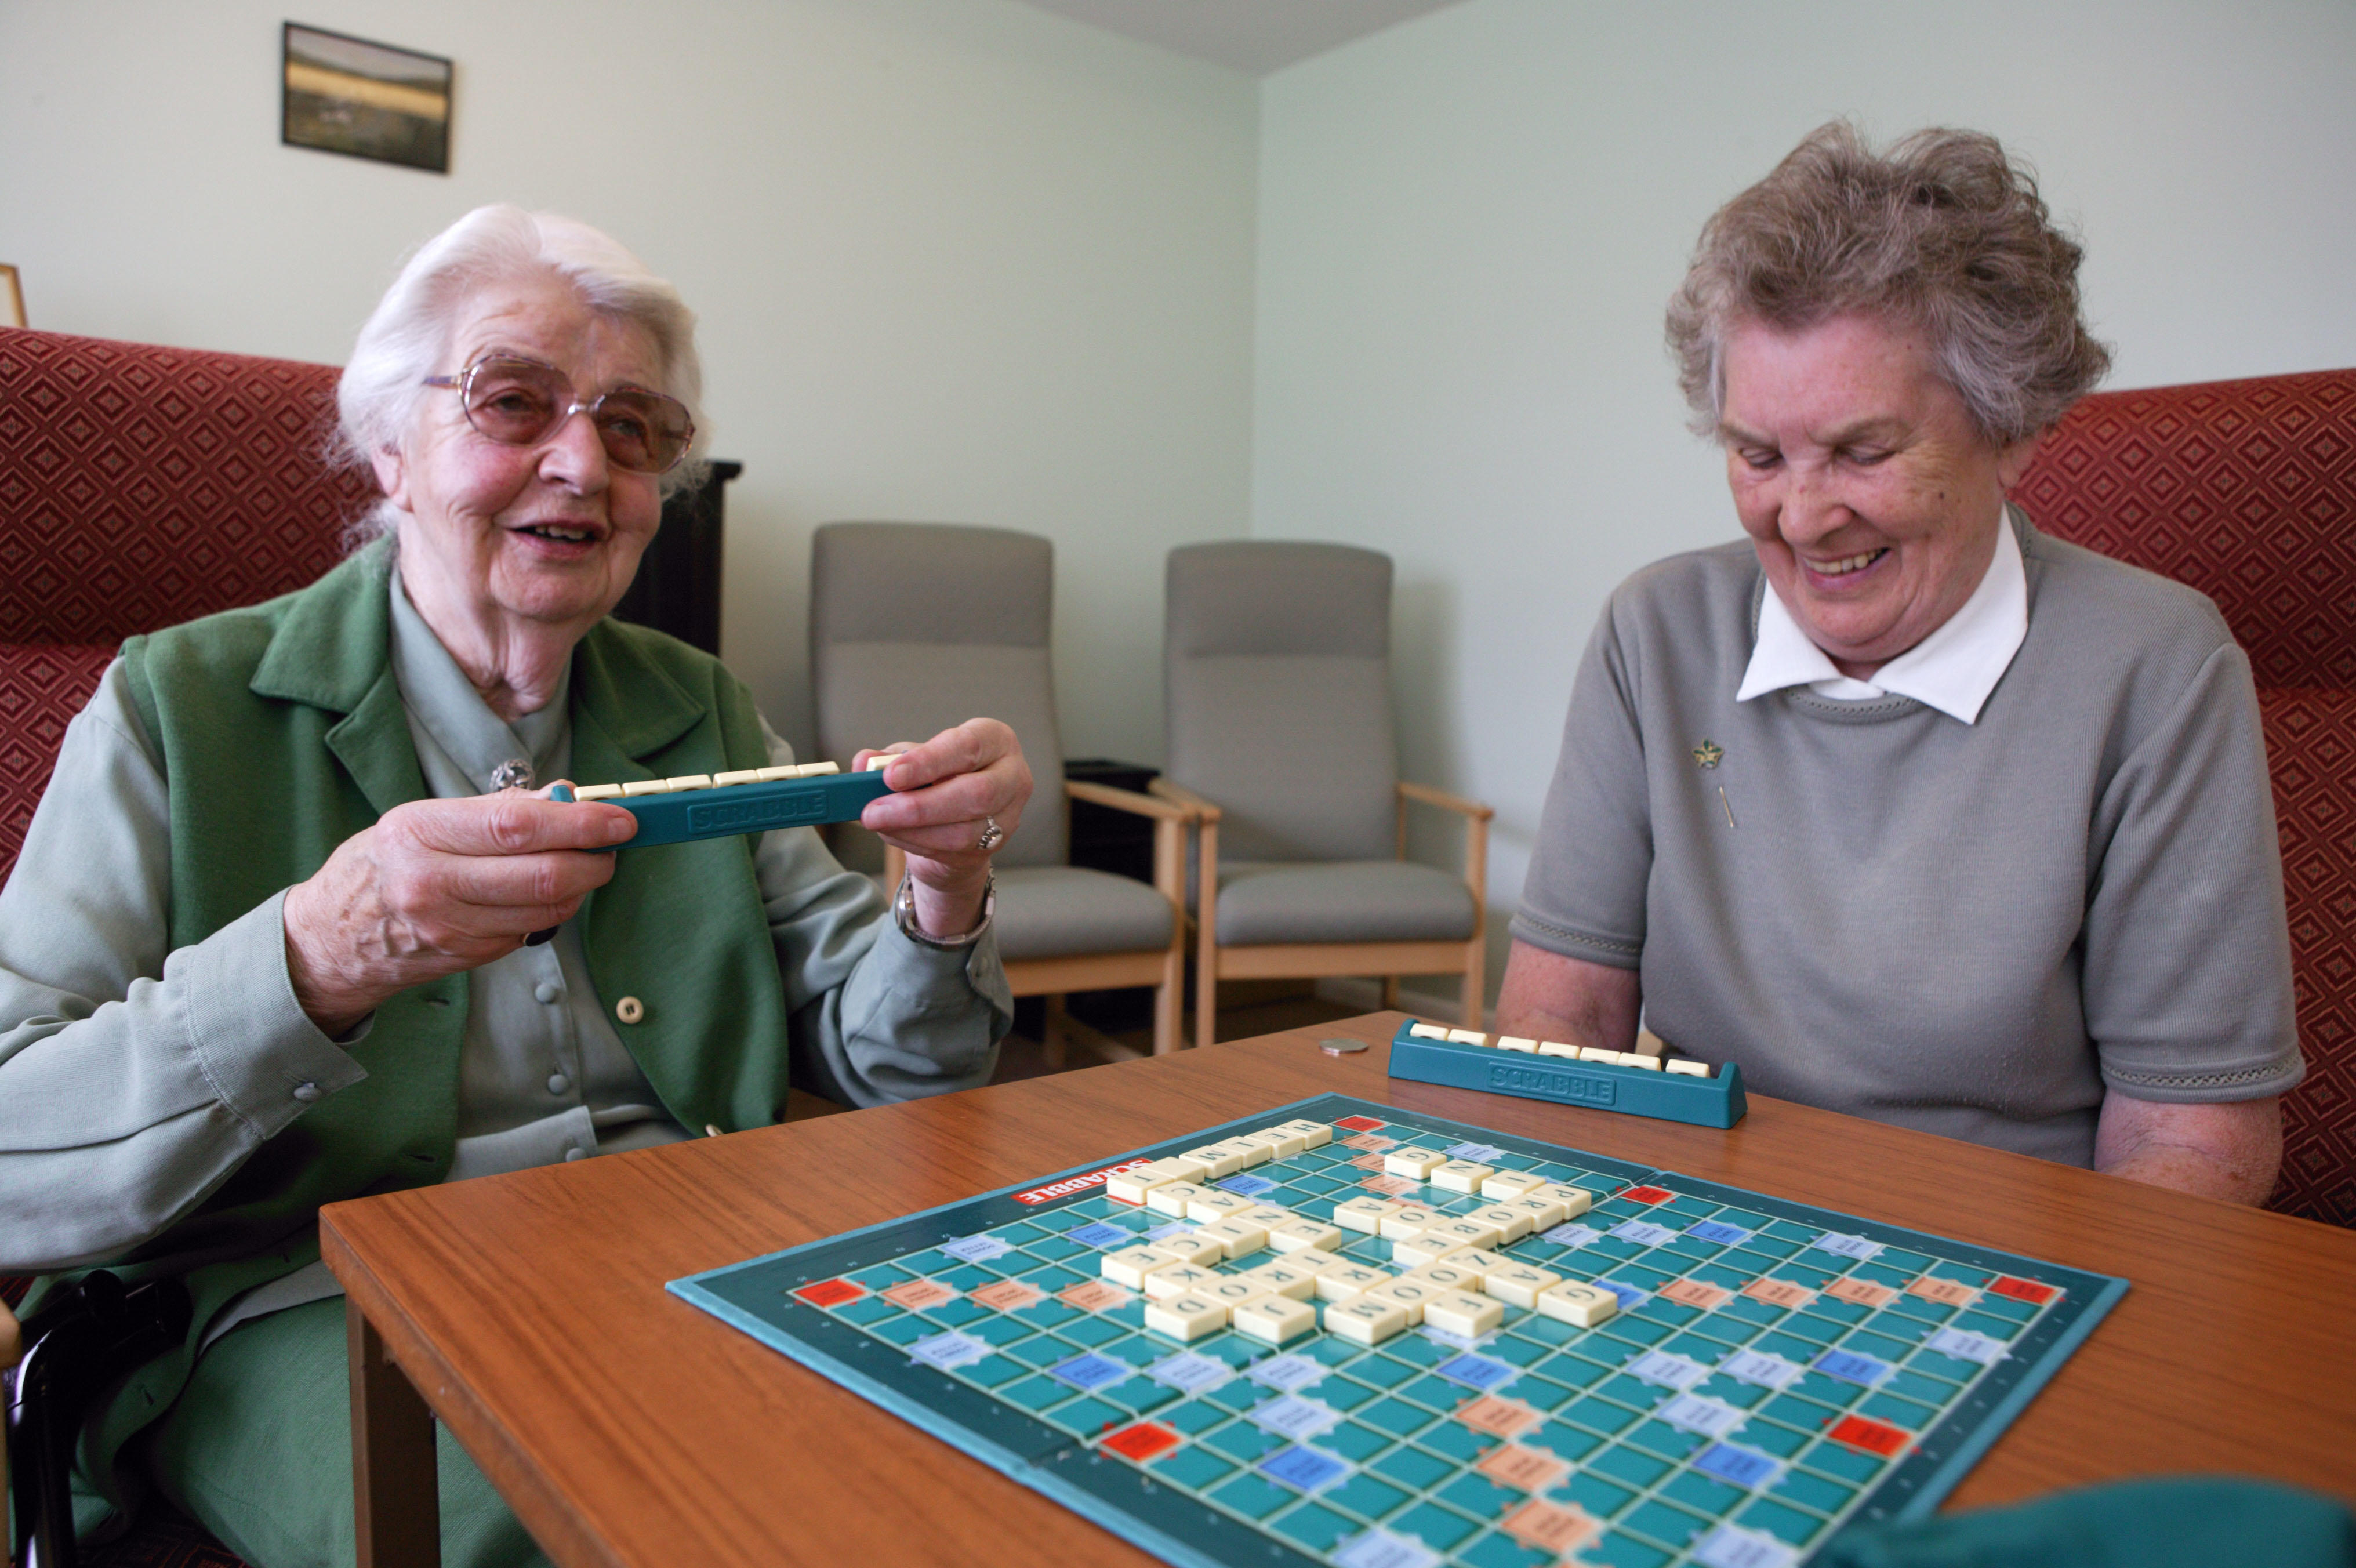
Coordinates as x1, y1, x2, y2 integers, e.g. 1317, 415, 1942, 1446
0, 265, 23, 329
281, 22, 452, 174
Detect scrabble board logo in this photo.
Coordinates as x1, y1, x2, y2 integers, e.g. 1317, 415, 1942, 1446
1487, 1061, 1616, 1107
1012, 1159, 1155, 1206
688, 793, 829, 833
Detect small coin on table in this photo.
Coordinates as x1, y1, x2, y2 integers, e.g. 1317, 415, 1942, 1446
1319, 1037, 1370, 1056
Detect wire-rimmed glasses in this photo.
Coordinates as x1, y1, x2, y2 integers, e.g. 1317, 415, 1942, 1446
423, 354, 695, 474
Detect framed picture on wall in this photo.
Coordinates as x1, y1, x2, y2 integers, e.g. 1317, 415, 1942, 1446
282, 23, 452, 174
0, 265, 23, 329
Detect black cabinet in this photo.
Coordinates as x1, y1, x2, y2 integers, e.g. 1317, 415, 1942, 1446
1057, 758, 1164, 1035
612, 460, 739, 654
1064, 757, 1160, 883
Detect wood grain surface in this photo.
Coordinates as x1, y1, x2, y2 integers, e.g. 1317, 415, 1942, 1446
322, 1013, 2356, 1568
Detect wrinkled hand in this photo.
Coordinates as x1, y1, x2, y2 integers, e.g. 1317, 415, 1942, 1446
856, 718, 1032, 940
282, 786, 638, 1036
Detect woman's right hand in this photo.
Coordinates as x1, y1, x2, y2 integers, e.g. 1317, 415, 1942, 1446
281, 788, 638, 1036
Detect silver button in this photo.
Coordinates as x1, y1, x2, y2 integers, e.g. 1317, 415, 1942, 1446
291, 1081, 322, 1103
534, 982, 561, 1005
564, 1146, 586, 1162
547, 1072, 571, 1095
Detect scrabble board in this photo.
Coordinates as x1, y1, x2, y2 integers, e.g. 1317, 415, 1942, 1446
670, 1096, 2125, 1568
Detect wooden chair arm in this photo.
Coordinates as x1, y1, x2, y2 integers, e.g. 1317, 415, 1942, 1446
1398, 781, 1495, 821
1395, 780, 1490, 911
1066, 779, 1193, 821
1148, 778, 1224, 821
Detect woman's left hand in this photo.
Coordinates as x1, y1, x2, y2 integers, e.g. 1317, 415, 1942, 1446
856, 718, 1031, 940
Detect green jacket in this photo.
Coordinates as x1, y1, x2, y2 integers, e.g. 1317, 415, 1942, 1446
73, 542, 800, 1501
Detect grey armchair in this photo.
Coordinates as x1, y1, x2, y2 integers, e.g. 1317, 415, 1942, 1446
1156, 541, 1491, 1050
810, 522, 1192, 1058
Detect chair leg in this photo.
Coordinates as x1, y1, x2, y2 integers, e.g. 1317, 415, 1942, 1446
1193, 946, 1218, 1051
1043, 994, 1068, 1070
1461, 810, 1489, 1030
1461, 935, 1486, 1030
1153, 939, 1183, 1057
1382, 976, 1401, 1011
1194, 819, 1221, 1051
1150, 810, 1189, 1057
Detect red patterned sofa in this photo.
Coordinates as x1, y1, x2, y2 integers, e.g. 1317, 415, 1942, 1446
2, 327, 369, 1567
0, 328, 372, 887
2017, 368, 2356, 1227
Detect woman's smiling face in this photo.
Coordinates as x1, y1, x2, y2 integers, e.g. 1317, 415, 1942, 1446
375, 270, 666, 634
1719, 312, 2039, 678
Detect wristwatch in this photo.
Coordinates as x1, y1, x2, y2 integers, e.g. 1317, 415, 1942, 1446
894, 871, 996, 950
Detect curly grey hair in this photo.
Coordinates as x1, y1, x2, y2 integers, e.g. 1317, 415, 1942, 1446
1665, 122, 2111, 445
337, 205, 707, 542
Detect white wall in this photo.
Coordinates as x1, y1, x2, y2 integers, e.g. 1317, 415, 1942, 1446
12, 0, 2354, 1005
1253, 0, 2356, 1002
0, 0, 1258, 763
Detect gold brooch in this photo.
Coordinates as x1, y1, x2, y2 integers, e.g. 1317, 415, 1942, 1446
1692, 740, 1724, 770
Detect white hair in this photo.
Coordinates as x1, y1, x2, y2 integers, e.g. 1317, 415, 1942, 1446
337, 205, 707, 541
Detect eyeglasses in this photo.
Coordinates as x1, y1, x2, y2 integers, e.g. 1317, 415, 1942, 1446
423, 354, 695, 474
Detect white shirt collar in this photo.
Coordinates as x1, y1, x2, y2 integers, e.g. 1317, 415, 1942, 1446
1735, 509, 2028, 725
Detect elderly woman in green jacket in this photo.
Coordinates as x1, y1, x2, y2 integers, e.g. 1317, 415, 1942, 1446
0, 206, 1028, 1567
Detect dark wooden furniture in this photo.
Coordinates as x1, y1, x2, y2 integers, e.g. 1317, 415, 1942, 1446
1054, 758, 1163, 1034
322, 1012, 2356, 1567
609, 460, 739, 656
1065, 758, 1161, 885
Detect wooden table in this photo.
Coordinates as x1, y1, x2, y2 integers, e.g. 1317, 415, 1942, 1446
321, 1013, 2356, 1567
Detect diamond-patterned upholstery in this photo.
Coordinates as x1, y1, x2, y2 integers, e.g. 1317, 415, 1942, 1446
2019, 368, 2356, 1226
0, 328, 363, 1566
0, 642, 118, 883
0, 327, 370, 891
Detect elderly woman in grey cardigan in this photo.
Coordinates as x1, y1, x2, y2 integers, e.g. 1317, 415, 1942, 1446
0, 206, 1028, 1567
1498, 124, 2300, 1204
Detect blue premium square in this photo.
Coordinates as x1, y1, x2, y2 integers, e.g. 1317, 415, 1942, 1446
1812, 1348, 1893, 1387
1259, 1445, 1352, 1493
1692, 1442, 1781, 1489
1048, 1352, 1131, 1392
1436, 1353, 1518, 1392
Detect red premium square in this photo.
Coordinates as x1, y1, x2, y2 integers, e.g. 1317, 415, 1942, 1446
1990, 1276, 2059, 1305
1828, 1415, 1912, 1457
1621, 1185, 1673, 1205
791, 1279, 865, 1309
1334, 1116, 1388, 1133
1102, 1421, 1181, 1462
